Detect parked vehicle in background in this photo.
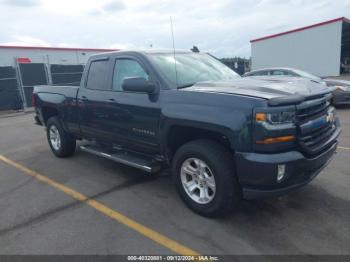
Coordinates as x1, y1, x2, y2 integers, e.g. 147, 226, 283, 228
243, 67, 327, 85
341, 58, 350, 74
33, 50, 341, 217
244, 67, 350, 105
323, 78, 350, 105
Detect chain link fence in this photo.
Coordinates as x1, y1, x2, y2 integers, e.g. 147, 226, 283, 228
0, 62, 85, 111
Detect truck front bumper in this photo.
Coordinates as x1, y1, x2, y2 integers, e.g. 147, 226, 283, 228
235, 142, 338, 200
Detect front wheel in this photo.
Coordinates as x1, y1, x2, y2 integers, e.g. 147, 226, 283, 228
46, 117, 76, 157
172, 140, 241, 217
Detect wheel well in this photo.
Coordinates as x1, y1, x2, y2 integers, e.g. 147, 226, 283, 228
167, 126, 232, 159
42, 107, 59, 125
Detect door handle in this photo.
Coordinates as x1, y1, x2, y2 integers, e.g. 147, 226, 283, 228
108, 98, 116, 102
78, 96, 88, 105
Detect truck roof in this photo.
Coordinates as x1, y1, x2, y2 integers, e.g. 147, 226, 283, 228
89, 49, 194, 59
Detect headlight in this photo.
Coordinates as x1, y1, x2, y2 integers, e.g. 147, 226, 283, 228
255, 111, 295, 125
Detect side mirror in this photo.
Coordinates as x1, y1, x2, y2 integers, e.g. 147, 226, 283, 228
122, 77, 156, 93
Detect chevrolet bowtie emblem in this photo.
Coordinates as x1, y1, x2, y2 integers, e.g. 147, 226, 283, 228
326, 112, 335, 123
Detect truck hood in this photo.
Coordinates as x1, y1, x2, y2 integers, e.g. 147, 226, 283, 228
182, 78, 332, 105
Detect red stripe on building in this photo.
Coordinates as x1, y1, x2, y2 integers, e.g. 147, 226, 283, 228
0, 45, 118, 52
251, 17, 350, 43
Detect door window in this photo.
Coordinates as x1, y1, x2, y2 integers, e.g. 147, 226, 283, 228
86, 60, 109, 90
271, 70, 288, 76
112, 59, 149, 91
252, 70, 269, 76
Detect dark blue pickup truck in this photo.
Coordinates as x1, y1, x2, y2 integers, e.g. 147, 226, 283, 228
33, 50, 341, 217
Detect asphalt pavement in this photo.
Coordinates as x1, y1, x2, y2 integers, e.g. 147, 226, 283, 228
0, 108, 349, 256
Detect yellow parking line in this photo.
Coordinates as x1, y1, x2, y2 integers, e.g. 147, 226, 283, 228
338, 146, 350, 150
0, 155, 199, 256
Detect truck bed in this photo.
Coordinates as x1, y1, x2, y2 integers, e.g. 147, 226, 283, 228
34, 85, 79, 98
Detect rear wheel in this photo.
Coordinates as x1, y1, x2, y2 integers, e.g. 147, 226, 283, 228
172, 139, 241, 217
46, 117, 76, 157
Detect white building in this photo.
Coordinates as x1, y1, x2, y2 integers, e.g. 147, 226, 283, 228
0, 45, 117, 66
251, 17, 350, 77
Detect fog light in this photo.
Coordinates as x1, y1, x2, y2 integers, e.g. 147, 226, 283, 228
277, 164, 286, 182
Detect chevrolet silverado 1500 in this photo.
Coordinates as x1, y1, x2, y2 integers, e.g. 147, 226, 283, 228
33, 50, 341, 217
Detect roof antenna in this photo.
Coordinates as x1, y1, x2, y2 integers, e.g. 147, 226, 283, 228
170, 16, 179, 88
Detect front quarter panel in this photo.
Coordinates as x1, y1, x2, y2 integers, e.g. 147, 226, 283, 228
161, 89, 266, 152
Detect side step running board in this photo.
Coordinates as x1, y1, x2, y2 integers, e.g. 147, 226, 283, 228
80, 144, 161, 173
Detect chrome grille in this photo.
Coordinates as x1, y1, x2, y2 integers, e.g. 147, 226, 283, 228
296, 96, 330, 122
297, 94, 337, 155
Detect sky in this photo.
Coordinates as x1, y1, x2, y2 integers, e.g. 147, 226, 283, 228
0, 0, 349, 58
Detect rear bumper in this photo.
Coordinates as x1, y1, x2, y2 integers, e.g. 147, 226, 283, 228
236, 141, 338, 200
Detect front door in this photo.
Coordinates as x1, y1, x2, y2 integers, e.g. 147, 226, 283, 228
106, 57, 161, 154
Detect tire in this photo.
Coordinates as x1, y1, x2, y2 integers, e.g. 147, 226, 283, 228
172, 139, 241, 217
46, 117, 76, 158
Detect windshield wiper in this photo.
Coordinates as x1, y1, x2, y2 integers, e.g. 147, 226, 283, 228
177, 83, 196, 89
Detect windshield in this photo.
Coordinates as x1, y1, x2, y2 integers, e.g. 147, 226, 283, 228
293, 69, 323, 82
148, 52, 240, 88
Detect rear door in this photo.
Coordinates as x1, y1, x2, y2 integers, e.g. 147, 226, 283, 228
78, 55, 161, 154
77, 57, 115, 140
